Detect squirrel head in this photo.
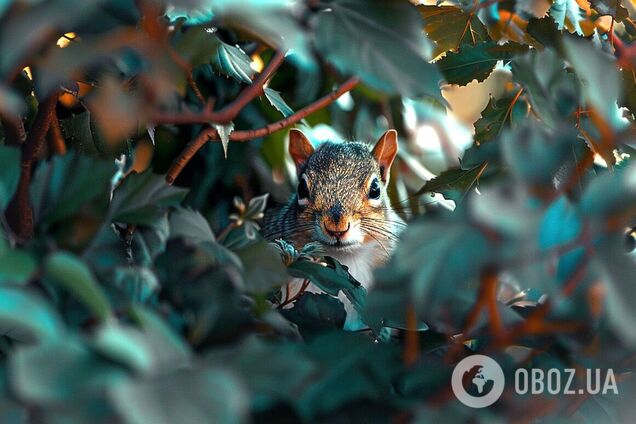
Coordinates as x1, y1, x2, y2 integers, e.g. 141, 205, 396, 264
288, 128, 399, 250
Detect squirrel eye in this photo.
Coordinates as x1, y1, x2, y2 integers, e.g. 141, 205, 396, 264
297, 175, 310, 205
368, 177, 381, 200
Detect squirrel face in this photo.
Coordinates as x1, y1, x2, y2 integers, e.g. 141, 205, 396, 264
288, 129, 399, 251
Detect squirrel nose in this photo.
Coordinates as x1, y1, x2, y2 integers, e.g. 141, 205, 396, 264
324, 221, 350, 239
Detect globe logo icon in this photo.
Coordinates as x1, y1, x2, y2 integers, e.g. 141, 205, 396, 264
452, 355, 505, 408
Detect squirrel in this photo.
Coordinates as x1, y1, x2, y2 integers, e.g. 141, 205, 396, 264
264, 128, 405, 330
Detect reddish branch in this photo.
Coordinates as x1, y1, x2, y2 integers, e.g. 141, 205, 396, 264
403, 305, 420, 366
153, 51, 286, 125
6, 93, 59, 240
0, 114, 27, 146
46, 113, 67, 156
165, 76, 360, 184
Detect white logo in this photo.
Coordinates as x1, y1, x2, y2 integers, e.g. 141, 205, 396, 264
451, 354, 505, 408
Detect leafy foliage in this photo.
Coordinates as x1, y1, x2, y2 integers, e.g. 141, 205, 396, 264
1, 0, 636, 422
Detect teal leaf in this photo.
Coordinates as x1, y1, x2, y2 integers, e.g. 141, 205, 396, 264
213, 41, 255, 84
436, 41, 529, 86
110, 366, 248, 424
44, 252, 113, 321
313, 0, 442, 98
168, 207, 216, 244
550, 0, 585, 35
110, 171, 188, 226
235, 240, 288, 293
29, 152, 115, 228
0, 237, 36, 285
264, 87, 294, 117
0, 287, 65, 343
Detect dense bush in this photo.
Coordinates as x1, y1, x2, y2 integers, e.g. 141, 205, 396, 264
0, 0, 636, 422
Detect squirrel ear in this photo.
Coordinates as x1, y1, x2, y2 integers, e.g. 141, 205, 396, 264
289, 129, 315, 173
372, 130, 398, 182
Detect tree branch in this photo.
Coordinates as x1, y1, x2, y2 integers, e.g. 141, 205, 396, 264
153, 51, 286, 125
166, 77, 360, 184
0, 114, 27, 146
6, 93, 59, 240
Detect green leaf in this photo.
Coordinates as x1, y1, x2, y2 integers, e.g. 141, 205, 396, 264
10, 339, 128, 404
563, 37, 624, 131
130, 306, 191, 368
313, 0, 442, 98
511, 49, 579, 129
590, 0, 628, 21
281, 292, 346, 335
0, 287, 65, 343
30, 152, 115, 227
416, 163, 487, 203
215, 122, 234, 158
436, 41, 528, 86
213, 41, 255, 84
44, 252, 113, 321
418, 5, 490, 55
59, 111, 104, 156
0, 145, 20, 211
110, 171, 188, 226
235, 241, 288, 293
288, 257, 367, 315
264, 87, 294, 117
0, 238, 37, 285
110, 366, 248, 424
550, 0, 585, 35
168, 207, 216, 244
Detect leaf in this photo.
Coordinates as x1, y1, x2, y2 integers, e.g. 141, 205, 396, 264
501, 122, 579, 187
215, 122, 234, 158
0, 145, 20, 211
60, 111, 103, 156
281, 292, 347, 335
109, 367, 248, 424
110, 171, 188, 226
416, 163, 487, 203
436, 41, 529, 86
511, 49, 579, 129
563, 37, 623, 131
590, 0, 628, 21
461, 91, 530, 174
550, 0, 585, 35
213, 41, 255, 84
313, 0, 442, 99
264, 87, 294, 117
168, 207, 216, 244
44, 252, 113, 321
235, 241, 288, 293
288, 257, 366, 314
418, 5, 490, 56
30, 152, 115, 228
366, 217, 493, 333
0, 287, 65, 343
174, 26, 221, 68
0, 237, 37, 285
10, 339, 129, 405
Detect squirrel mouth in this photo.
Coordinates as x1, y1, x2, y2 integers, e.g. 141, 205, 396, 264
322, 239, 359, 250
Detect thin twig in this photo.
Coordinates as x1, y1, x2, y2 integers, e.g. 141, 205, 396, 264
153, 51, 286, 125
166, 77, 360, 184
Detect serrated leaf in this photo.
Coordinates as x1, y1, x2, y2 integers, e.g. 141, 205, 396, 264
213, 42, 255, 84
436, 41, 528, 86
263, 87, 294, 117
418, 5, 490, 56
314, 0, 442, 99
44, 252, 113, 321
416, 163, 487, 203
550, 0, 585, 35
215, 122, 234, 158
110, 171, 188, 226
